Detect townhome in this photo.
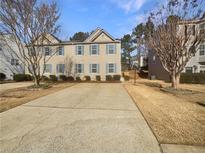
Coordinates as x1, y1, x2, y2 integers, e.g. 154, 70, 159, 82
148, 17, 205, 81
36, 28, 121, 81
0, 35, 24, 80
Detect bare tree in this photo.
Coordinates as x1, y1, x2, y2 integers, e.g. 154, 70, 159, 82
0, 0, 60, 86
64, 56, 74, 76
148, 0, 205, 89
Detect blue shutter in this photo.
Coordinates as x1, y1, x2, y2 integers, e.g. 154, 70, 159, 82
75, 45, 77, 55
97, 44, 99, 55
89, 64, 92, 73
82, 46, 84, 55
75, 64, 77, 73
56, 47, 59, 55
114, 64, 117, 73
106, 44, 108, 54
50, 64, 52, 73
81, 64, 83, 73
62, 46, 64, 55
89, 45, 91, 55
56, 64, 59, 73
97, 64, 99, 73
106, 63, 108, 73
114, 44, 117, 54
62, 64, 65, 73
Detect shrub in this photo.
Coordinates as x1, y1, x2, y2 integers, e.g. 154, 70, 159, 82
59, 75, 67, 81
67, 76, 74, 81
124, 75, 130, 81
49, 75, 58, 82
96, 75, 101, 81
113, 74, 121, 81
41, 75, 50, 81
0, 73, 6, 81
106, 75, 113, 81
76, 76, 81, 81
180, 73, 205, 84
13, 74, 32, 82
84, 75, 91, 81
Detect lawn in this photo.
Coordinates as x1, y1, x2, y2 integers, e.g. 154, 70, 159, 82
124, 80, 205, 146
0, 82, 76, 112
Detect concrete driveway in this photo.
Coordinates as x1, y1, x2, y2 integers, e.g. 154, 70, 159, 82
0, 82, 33, 93
0, 83, 160, 152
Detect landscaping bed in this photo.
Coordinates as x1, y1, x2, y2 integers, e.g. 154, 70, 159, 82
0, 82, 76, 112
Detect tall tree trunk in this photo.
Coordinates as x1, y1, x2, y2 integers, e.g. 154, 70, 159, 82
171, 73, 180, 89
34, 76, 40, 86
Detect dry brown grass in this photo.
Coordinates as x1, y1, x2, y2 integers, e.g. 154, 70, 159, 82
124, 81, 205, 146
0, 82, 76, 113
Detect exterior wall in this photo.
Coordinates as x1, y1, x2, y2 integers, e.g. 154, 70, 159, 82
148, 50, 170, 81
42, 42, 121, 81
148, 18, 205, 81
0, 35, 24, 80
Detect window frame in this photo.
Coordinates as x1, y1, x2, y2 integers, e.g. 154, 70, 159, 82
44, 64, 52, 73
58, 46, 64, 56
90, 44, 99, 55
57, 64, 65, 73
76, 45, 84, 55
90, 64, 99, 73
107, 44, 116, 55
76, 64, 83, 73
11, 58, 19, 66
199, 44, 205, 56
107, 63, 116, 73
45, 47, 51, 56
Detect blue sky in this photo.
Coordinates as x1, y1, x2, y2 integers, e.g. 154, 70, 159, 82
56, 0, 163, 40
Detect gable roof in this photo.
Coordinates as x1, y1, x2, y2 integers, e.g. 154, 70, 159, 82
84, 28, 116, 42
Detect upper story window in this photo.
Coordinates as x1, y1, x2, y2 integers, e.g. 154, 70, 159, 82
75, 64, 84, 73
106, 63, 116, 73
44, 64, 52, 73
45, 47, 51, 56
76, 45, 84, 55
90, 44, 99, 55
89, 64, 99, 73
106, 44, 116, 54
199, 44, 205, 56
56, 64, 65, 73
57, 46, 64, 55
11, 58, 19, 65
200, 23, 205, 30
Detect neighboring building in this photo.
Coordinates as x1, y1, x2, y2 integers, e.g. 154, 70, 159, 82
0, 35, 24, 80
131, 54, 147, 69
148, 18, 205, 81
28, 28, 121, 81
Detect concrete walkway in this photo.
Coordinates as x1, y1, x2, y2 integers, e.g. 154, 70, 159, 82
0, 83, 160, 152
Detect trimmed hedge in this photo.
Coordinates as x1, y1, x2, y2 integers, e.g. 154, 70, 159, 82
96, 75, 101, 81
0, 73, 6, 81
76, 76, 81, 81
41, 75, 50, 81
14, 74, 32, 82
124, 75, 130, 81
113, 74, 121, 81
49, 75, 58, 82
84, 76, 91, 81
59, 75, 67, 81
67, 76, 74, 81
106, 75, 113, 81
180, 73, 205, 84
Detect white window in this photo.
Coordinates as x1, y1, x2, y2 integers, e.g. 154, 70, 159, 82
57, 46, 64, 55
76, 45, 84, 55
107, 63, 116, 73
75, 64, 84, 73
199, 44, 205, 56
106, 44, 115, 54
44, 64, 52, 73
11, 59, 19, 65
45, 47, 51, 56
90, 64, 99, 73
56, 64, 65, 73
90, 44, 99, 55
